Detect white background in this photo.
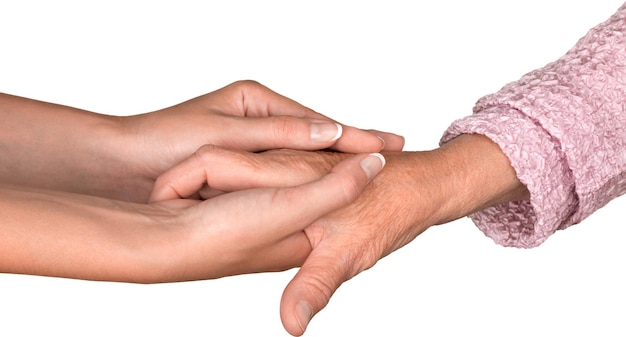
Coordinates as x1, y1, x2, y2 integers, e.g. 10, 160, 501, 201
1, 1, 625, 336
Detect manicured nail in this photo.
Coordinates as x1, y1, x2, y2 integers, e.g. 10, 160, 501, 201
360, 153, 386, 180
378, 136, 386, 151
310, 122, 342, 142
295, 301, 313, 333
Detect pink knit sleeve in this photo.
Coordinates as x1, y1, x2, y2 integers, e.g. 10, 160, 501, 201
441, 3, 626, 248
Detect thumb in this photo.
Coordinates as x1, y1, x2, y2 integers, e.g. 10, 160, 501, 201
279, 244, 353, 336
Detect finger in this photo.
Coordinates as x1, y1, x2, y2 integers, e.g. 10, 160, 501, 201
236, 117, 393, 153
224, 116, 404, 153
221, 114, 391, 154
195, 148, 333, 198
197, 186, 225, 200
365, 130, 406, 151
312, 125, 405, 153
217, 115, 345, 152
193, 152, 385, 242
225, 81, 394, 153
226, 80, 328, 120
150, 145, 325, 202
236, 81, 405, 152
150, 145, 253, 202
165, 154, 382, 280
279, 243, 354, 336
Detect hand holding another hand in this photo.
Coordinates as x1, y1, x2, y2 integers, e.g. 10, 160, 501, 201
119, 80, 404, 200
0, 151, 384, 285
0, 80, 403, 202
151, 134, 529, 336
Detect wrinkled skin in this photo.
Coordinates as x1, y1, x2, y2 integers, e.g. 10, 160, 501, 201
152, 147, 438, 335
151, 134, 529, 336
0, 80, 408, 330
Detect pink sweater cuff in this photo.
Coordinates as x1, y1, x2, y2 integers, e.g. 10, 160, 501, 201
441, 3, 626, 248
441, 107, 578, 248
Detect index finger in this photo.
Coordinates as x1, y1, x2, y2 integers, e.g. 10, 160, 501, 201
234, 80, 404, 152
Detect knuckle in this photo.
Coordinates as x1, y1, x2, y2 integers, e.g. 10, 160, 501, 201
352, 247, 381, 275
271, 116, 300, 139
337, 175, 362, 204
300, 267, 343, 307
192, 144, 220, 164
231, 79, 262, 91
195, 144, 264, 174
338, 239, 382, 279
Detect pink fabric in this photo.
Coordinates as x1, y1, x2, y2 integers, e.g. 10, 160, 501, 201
441, 3, 626, 248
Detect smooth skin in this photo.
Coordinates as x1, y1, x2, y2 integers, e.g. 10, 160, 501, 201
0, 81, 402, 282
0, 80, 404, 201
151, 134, 530, 336
0, 152, 384, 283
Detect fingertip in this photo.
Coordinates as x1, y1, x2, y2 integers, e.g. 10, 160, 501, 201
333, 123, 343, 141
309, 122, 342, 143
281, 295, 316, 336
331, 126, 403, 153
280, 272, 319, 336
369, 130, 405, 151
281, 299, 308, 336
279, 248, 348, 336
360, 153, 386, 180
147, 191, 159, 203
294, 301, 313, 335
378, 136, 386, 151
148, 178, 173, 203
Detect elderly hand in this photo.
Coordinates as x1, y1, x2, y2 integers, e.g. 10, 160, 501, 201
150, 134, 529, 335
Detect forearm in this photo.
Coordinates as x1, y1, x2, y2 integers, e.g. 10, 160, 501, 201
363, 134, 528, 249
427, 134, 529, 225
275, 135, 529, 257
224, 136, 527, 243
0, 93, 149, 200
0, 184, 172, 282
438, 4, 626, 247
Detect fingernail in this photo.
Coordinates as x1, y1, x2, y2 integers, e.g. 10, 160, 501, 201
310, 122, 342, 142
295, 301, 313, 333
378, 136, 386, 151
360, 153, 386, 180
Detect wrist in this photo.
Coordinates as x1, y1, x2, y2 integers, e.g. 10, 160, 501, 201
431, 134, 529, 224
54, 113, 155, 202
0, 93, 152, 200
376, 134, 528, 236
